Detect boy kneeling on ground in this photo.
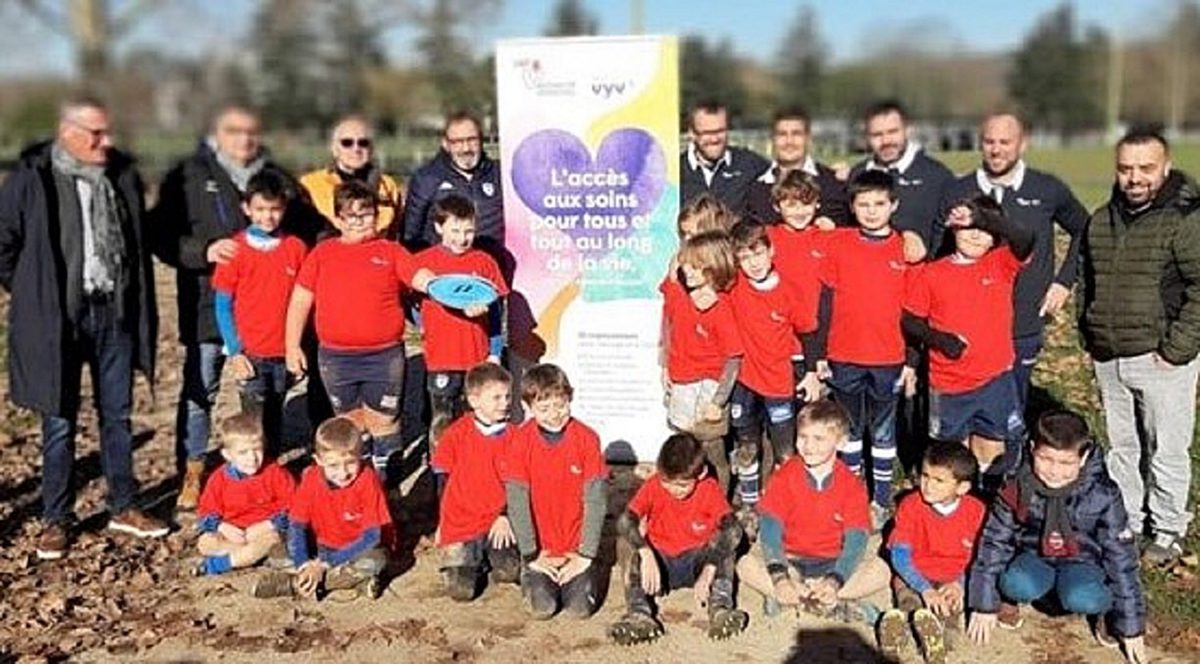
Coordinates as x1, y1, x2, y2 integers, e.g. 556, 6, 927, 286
967, 410, 1146, 664
609, 433, 747, 645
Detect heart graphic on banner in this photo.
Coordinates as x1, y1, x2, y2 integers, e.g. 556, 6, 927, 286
511, 127, 666, 249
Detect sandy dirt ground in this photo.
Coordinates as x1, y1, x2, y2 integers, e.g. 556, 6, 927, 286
0, 266, 1190, 664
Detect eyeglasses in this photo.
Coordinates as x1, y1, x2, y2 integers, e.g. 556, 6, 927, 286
445, 135, 481, 148
342, 210, 378, 224
68, 119, 112, 141
339, 137, 372, 149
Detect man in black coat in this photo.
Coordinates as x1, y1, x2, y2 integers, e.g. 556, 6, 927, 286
679, 100, 769, 218
0, 97, 166, 559
746, 107, 850, 226
152, 105, 325, 510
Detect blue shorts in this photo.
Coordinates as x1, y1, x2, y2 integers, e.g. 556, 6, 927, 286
929, 371, 1024, 442
788, 556, 837, 579
661, 548, 706, 591
318, 344, 406, 417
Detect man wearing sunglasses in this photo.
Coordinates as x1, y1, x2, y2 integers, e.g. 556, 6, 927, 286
152, 104, 325, 514
300, 115, 403, 236
402, 111, 504, 265
0, 96, 166, 559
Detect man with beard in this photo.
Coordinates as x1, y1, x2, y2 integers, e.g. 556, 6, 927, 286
746, 107, 850, 226
933, 113, 1089, 411
1079, 128, 1200, 567
680, 100, 769, 217
154, 105, 324, 512
403, 111, 504, 263
849, 100, 954, 264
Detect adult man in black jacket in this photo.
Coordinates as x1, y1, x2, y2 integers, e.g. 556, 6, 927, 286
0, 97, 166, 559
153, 105, 324, 510
746, 107, 850, 227
680, 100, 769, 218
933, 113, 1089, 410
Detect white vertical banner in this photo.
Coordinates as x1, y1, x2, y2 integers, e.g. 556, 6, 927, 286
497, 36, 680, 462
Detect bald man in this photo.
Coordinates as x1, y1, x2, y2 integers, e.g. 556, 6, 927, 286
932, 113, 1089, 414
0, 96, 166, 559
299, 115, 404, 236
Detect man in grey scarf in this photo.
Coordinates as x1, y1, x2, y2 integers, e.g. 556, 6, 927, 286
0, 96, 166, 560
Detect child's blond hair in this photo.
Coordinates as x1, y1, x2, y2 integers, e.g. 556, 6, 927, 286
677, 193, 738, 239
220, 412, 264, 449
314, 416, 365, 457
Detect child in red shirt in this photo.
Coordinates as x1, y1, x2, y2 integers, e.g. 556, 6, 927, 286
285, 181, 434, 479
879, 440, 984, 662
903, 196, 1034, 495
254, 416, 392, 600
662, 230, 743, 494
609, 434, 746, 645
726, 221, 817, 523
212, 172, 307, 456
194, 412, 295, 576
432, 363, 520, 601
416, 194, 509, 446
737, 401, 889, 619
504, 364, 607, 620
811, 171, 917, 524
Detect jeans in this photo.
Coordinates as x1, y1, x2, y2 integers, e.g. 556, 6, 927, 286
176, 341, 225, 464
998, 551, 1112, 616
1012, 333, 1044, 414
41, 298, 136, 523
239, 356, 289, 455
1095, 352, 1200, 536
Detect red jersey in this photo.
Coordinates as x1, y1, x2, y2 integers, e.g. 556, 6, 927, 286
628, 474, 731, 557
767, 224, 828, 312
210, 232, 307, 358
728, 274, 816, 398
290, 465, 392, 550
889, 492, 986, 584
431, 415, 512, 545
661, 279, 744, 384
757, 458, 870, 560
295, 238, 417, 351
905, 248, 1025, 393
820, 229, 907, 365
196, 462, 295, 529
504, 419, 608, 557
416, 246, 509, 371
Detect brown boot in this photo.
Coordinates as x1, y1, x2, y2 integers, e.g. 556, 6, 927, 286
176, 459, 205, 511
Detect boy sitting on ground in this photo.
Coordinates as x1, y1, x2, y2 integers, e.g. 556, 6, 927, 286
609, 433, 746, 645
194, 412, 295, 576
736, 400, 890, 621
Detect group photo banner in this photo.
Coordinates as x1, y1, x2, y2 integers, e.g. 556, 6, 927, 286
497, 35, 680, 462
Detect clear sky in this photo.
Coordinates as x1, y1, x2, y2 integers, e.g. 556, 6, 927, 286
0, 0, 1161, 78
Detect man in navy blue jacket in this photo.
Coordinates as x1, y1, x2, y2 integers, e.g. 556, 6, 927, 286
745, 107, 851, 227
402, 111, 504, 263
932, 113, 1089, 411
967, 410, 1146, 663
849, 99, 954, 265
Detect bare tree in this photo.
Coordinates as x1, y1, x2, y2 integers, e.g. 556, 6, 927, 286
16, 0, 164, 83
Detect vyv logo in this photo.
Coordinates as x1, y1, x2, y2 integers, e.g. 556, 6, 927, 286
591, 81, 628, 98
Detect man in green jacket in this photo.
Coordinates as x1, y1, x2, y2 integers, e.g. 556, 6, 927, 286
1079, 128, 1200, 567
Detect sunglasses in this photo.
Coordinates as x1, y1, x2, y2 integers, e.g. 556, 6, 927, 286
338, 137, 372, 149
